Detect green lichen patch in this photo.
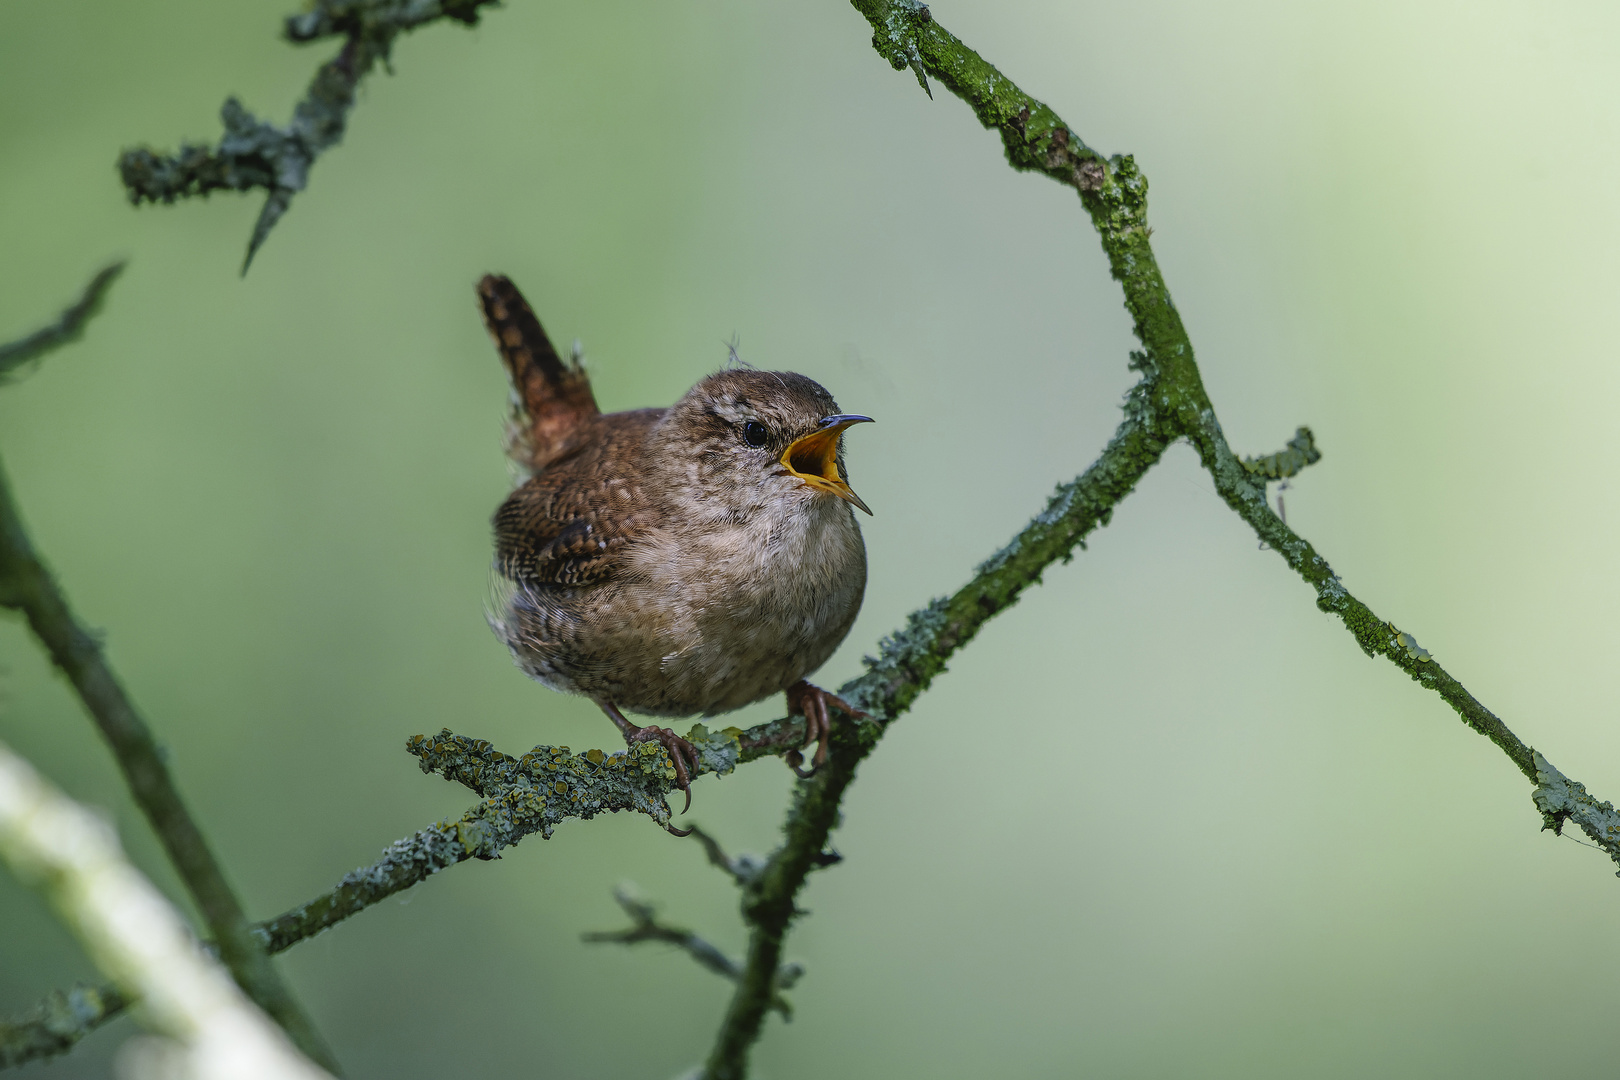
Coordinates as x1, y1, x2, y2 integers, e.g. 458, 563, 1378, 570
1533, 753, 1620, 872
1243, 427, 1322, 481
1395, 631, 1432, 663
685, 723, 744, 777
408, 727, 757, 846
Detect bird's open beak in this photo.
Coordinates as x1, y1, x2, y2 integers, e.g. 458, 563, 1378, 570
780, 414, 874, 515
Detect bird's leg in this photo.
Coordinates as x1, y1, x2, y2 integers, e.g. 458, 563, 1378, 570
599, 701, 698, 832
784, 680, 871, 779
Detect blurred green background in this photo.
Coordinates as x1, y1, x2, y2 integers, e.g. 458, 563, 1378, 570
5, 1, 1620, 1076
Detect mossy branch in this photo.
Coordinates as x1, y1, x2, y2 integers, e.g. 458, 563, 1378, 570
844, 0, 1604, 848
0, 276, 339, 1073
116, 0, 499, 272
687, 4, 1620, 1076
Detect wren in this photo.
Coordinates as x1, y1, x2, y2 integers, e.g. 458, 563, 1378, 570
477, 275, 872, 825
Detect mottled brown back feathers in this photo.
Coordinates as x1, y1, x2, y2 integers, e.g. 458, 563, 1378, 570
491, 409, 664, 588
477, 274, 599, 470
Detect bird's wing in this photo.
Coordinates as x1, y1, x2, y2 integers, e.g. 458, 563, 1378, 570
492, 411, 664, 588
494, 489, 624, 586
477, 274, 600, 471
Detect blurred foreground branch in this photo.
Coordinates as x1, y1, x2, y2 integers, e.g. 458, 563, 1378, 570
117, 0, 500, 272
0, 741, 331, 1080
0, 269, 338, 1072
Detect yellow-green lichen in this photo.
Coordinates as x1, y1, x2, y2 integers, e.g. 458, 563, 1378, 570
1387, 624, 1433, 663
1242, 428, 1322, 481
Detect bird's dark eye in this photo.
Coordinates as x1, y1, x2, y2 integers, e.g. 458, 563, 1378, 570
742, 421, 769, 448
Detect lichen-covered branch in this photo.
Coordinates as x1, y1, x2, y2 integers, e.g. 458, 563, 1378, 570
0, 286, 338, 1072
1531, 754, 1620, 863
0, 716, 824, 1064
584, 886, 803, 1019
1190, 413, 1544, 785
848, 0, 1599, 856
0, 263, 125, 381
117, 0, 499, 271
0, 986, 128, 1070
257, 721, 849, 956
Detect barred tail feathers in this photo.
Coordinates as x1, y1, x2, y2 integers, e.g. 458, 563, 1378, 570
476, 274, 599, 470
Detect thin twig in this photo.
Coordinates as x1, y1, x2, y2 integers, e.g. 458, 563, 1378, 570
117, 0, 500, 271
0, 263, 125, 381
0, 287, 340, 1073
583, 887, 801, 1019
687, 826, 765, 887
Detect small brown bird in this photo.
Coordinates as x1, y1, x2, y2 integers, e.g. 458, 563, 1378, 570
477, 275, 872, 820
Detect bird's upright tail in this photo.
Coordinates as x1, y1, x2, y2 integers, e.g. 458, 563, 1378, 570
476, 274, 600, 471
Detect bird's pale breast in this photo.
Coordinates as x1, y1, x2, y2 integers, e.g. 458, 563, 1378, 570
496, 479, 865, 717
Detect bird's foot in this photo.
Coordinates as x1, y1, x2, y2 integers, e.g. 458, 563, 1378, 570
599, 702, 699, 833
784, 680, 870, 779
627, 725, 699, 830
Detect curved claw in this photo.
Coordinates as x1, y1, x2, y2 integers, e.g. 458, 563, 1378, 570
785, 747, 816, 780
637, 727, 698, 814
785, 681, 870, 778
599, 701, 699, 818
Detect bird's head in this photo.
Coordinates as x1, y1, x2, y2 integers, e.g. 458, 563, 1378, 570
658, 370, 873, 520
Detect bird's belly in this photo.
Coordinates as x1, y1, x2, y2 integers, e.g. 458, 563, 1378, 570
502, 505, 866, 717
